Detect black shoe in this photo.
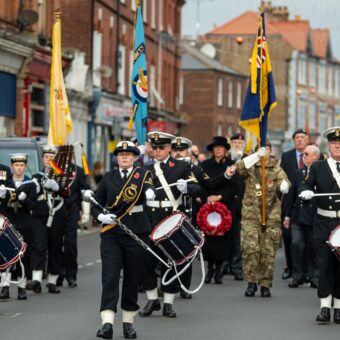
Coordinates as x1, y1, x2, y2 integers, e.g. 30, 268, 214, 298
17, 287, 27, 300
316, 307, 331, 323
123, 323, 137, 339
97, 323, 113, 339
205, 269, 214, 284
139, 299, 161, 317
260, 286, 271, 297
180, 291, 192, 299
47, 283, 61, 294
234, 272, 244, 281
56, 276, 64, 287
288, 278, 304, 288
310, 281, 318, 289
31, 280, 42, 294
334, 309, 340, 324
0, 286, 10, 300
245, 283, 257, 297
214, 274, 223, 284
281, 268, 291, 280
68, 279, 78, 288
162, 303, 176, 318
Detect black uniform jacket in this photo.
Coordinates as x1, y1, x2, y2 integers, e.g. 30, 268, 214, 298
144, 156, 201, 225
286, 166, 316, 227
299, 160, 340, 240
0, 163, 11, 213
92, 167, 154, 235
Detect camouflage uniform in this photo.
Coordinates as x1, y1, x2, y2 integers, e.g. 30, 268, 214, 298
237, 157, 289, 288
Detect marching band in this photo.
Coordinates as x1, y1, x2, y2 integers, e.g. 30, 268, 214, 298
0, 127, 340, 340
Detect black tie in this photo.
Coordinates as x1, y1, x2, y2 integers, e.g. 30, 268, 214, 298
337, 162, 340, 173
122, 169, 128, 181
160, 162, 166, 171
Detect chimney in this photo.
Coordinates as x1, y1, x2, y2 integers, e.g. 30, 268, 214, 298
271, 5, 289, 22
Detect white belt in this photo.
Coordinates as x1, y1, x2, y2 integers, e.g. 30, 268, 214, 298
37, 194, 46, 201
317, 208, 340, 218
129, 205, 143, 214
146, 200, 174, 208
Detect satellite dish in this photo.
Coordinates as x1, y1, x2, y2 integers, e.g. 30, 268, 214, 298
18, 9, 39, 27
94, 65, 113, 78
200, 43, 216, 59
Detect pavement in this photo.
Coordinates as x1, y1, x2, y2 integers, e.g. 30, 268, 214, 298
1, 230, 340, 340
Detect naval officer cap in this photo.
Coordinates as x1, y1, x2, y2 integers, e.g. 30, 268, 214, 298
10, 153, 28, 163
42, 145, 58, 155
114, 141, 140, 156
147, 131, 175, 146
171, 137, 192, 150
323, 126, 340, 141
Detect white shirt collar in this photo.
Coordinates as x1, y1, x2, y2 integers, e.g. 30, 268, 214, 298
156, 155, 170, 165
119, 166, 133, 178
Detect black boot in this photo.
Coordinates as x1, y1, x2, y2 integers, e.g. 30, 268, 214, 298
205, 261, 214, 284
245, 283, 258, 297
162, 303, 176, 318
214, 262, 223, 284
260, 286, 271, 297
31, 280, 42, 294
48, 283, 61, 294
316, 307, 331, 323
17, 287, 27, 300
139, 299, 161, 317
96, 323, 113, 339
334, 309, 340, 324
123, 322, 137, 339
180, 290, 192, 299
0, 286, 10, 299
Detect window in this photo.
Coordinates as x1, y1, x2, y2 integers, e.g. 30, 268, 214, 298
118, 44, 126, 95
216, 123, 223, 136
236, 81, 242, 109
318, 104, 326, 132
228, 81, 233, 108
120, 0, 126, 4
319, 63, 326, 94
335, 66, 340, 97
143, 0, 148, 22
297, 97, 307, 127
179, 75, 184, 105
328, 64, 334, 97
309, 60, 316, 87
131, 0, 136, 11
149, 64, 156, 106
328, 108, 334, 128
309, 99, 316, 131
92, 31, 102, 88
217, 78, 223, 106
298, 58, 306, 85
151, 0, 156, 29
129, 50, 134, 97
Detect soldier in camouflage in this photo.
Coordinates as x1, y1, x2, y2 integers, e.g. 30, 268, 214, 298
227, 142, 289, 297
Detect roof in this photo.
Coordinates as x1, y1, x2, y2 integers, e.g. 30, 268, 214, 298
181, 42, 245, 76
311, 29, 330, 59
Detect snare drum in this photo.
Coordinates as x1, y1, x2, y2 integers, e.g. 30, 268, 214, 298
0, 214, 27, 270
328, 225, 340, 260
150, 212, 204, 265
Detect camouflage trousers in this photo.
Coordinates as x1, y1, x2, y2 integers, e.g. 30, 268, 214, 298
241, 222, 281, 288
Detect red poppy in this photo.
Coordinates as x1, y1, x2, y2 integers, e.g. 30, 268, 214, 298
134, 173, 140, 179
169, 161, 175, 168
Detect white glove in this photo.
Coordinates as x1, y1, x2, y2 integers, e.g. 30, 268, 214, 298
299, 190, 314, 200
0, 185, 6, 199
280, 180, 290, 194
257, 147, 267, 157
176, 179, 188, 194
32, 177, 40, 194
98, 213, 117, 224
18, 192, 27, 201
44, 179, 59, 192
138, 145, 146, 155
145, 188, 156, 200
82, 189, 94, 203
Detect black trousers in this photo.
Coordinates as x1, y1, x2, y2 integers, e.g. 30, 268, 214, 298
100, 231, 148, 312
31, 215, 64, 275
314, 239, 340, 299
291, 223, 318, 281
179, 264, 192, 291
281, 223, 292, 271
61, 211, 78, 281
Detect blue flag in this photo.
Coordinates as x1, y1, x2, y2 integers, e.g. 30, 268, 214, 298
130, 0, 148, 145
239, 11, 277, 147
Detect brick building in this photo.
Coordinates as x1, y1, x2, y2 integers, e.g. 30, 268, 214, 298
180, 42, 247, 150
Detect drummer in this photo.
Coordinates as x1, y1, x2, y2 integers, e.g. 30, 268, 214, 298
0, 163, 11, 213
0, 153, 37, 301
90, 141, 155, 339
300, 127, 340, 324
140, 131, 200, 318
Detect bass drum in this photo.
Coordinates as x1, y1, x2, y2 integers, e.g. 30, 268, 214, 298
0, 214, 27, 270
328, 225, 340, 261
197, 202, 232, 236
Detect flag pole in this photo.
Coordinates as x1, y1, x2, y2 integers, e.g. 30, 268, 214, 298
259, 7, 266, 227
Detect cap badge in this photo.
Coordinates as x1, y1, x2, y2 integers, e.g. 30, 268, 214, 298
336, 129, 340, 137
122, 142, 128, 150
154, 133, 159, 141
176, 138, 181, 145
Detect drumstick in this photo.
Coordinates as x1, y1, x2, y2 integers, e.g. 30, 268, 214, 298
156, 179, 195, 191
299, 192, 340, 198
1, 186, 15, 192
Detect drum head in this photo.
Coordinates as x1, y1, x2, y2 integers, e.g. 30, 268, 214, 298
151, 212, 184, 241
329, 226, 340, 247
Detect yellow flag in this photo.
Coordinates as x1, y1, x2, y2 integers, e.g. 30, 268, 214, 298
48, 16, 72, 146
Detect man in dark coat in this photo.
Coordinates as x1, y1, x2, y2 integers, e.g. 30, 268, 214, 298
299, 127, 340, 324
280, 128, 309, 279
92, 141, 155, 339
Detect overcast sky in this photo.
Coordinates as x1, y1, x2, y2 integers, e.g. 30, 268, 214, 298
182, 0, 340, 58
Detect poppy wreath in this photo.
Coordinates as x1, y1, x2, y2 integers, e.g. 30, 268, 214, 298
197, 202, 232, 236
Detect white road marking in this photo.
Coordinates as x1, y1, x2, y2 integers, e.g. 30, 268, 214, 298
86, 262, 93, 266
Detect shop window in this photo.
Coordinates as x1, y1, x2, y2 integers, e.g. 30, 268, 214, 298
30, 83, 45, 133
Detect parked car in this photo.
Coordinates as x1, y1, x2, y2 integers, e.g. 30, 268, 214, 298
0, 137, 45, 177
